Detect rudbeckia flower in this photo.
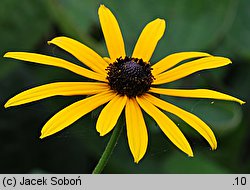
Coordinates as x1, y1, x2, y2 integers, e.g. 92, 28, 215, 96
4, 5, 244, 163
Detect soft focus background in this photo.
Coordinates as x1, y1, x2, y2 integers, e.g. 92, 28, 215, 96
0, 0, 249, 174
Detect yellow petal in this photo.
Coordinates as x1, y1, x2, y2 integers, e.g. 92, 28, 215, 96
103, 57, 112, 63
153, 56, 231, 84
96, 95, 127, 136
5, 82, 109, 108
150, 88, 245, 105
48, 36, 107, 75
152, 52, 211, 76
132, 19, 165, 62
98, 5, 126, 61
143, 93, 217, 150
4, 52, 107, 82
125, 97, 148, 163
40, 91, 116, 139
136, 96, 193, 157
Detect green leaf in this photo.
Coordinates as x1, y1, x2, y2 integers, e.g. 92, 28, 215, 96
46, 0, 106, 53
216, 0, 250, 60
160, 96, 243, 136
0, 0, 52, 78
164, 151, 230, 173
186, 100, 243, 134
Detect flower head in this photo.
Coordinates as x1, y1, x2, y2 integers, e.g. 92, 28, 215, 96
4, 5, 244, 163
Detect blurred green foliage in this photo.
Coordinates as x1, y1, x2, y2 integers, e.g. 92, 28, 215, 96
0, 0, 249, 173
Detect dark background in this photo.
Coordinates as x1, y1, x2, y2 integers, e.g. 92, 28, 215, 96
0, 0, 249, 173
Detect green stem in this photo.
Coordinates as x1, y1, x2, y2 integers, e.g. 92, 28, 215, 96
92, 123, 123, 174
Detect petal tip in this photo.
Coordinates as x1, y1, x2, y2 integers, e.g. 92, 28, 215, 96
99, 133, 105, 137
211, 143, 217, 151
240, 100, 246, 105
40, 129, 49, 139
98, 131, 106, 137
133, 158, 141, 164
3, 52, 11, 58
39, 134, 46, 139
98, 4, 107, 12
211, 147, 217, 151
187, 149, 194, 157
222, 57, 232, 64
48, 36, 63, 45
133, 153, 144, 164
157, 18, 166, 23
210, 138, 217, 150
154, 18, 166, 28
47, 37, 58, 45
4, 98, 12, 108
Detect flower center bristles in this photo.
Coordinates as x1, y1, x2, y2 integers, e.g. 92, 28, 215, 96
106, 56, 154, 97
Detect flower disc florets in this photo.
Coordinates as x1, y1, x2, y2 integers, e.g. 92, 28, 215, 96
106, 56, 154, 97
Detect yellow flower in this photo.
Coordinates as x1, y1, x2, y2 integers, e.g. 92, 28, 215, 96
4, 5, 244, 163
